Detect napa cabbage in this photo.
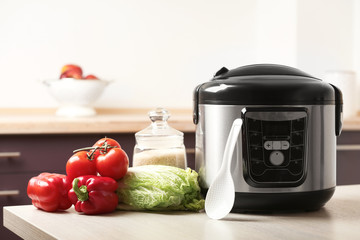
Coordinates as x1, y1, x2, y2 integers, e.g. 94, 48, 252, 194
116, 165, 204, 211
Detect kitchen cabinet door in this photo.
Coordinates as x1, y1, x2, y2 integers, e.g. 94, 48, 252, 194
336, 130, 360, 185
0, 173, 35, 240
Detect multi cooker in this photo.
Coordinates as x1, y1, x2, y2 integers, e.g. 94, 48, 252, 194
193, 64, 343, 212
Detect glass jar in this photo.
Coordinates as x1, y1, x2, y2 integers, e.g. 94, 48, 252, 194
133, 108, 187, 169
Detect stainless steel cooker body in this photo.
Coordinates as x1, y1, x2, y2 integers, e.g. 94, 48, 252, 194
195, 104, 337, 211
196, 104, 336, 191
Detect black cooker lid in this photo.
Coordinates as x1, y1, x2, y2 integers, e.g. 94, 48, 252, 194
193, 64, 343, 136
195, 64, 339, 105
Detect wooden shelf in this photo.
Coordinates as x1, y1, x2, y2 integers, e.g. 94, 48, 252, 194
0, 108, 195, 134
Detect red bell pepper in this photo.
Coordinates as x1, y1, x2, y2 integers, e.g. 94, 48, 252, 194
68, 175, 118, 215
27, 172, 72, 212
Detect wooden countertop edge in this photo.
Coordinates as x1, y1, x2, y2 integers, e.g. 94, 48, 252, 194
0, 108, 193, 115
0, 108, 360, 134
0, 108, 195, 134
342, 118, 360, 131
0, 122, 196, 134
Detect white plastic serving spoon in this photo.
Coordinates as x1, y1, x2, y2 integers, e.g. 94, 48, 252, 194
205, 118, 243, 220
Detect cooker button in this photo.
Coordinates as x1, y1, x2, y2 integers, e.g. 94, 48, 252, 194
250, 160, 267, 176
247, 119, 261, 132
272, 141, 281, 150
269, 151, 284, 166
264, 141, 273, 150
281, 141, 290, 150
250, 147, 263, 161
250, 133, 262, 146
292, 118, 305, 131
288, 160, 303, 175
290, 146, 303, 160
291, 132, 303, 146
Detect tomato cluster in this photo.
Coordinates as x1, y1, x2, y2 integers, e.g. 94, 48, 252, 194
66, 137, 129, 182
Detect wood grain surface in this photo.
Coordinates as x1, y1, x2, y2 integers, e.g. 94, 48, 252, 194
0, 108, 194, 134
4, 184, 360, 240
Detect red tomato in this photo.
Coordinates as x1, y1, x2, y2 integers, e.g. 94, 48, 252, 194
90, 137, 121, 160
96, 148, 129, 180
93, 137, 121, 148
66, 151, 97, 182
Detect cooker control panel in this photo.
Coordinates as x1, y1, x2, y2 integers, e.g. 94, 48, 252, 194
243, 109, 307, 187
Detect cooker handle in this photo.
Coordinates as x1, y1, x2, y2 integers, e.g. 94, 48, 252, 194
330, 84, 343, 136
193, 84, 203, 124
213, 64, 315, 79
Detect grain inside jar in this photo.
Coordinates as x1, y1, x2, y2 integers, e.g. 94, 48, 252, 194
133, 148, 186, 169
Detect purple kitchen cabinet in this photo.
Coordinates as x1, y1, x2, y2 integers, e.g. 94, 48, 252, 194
336, 131, 360, 185
0, 173, 36, 240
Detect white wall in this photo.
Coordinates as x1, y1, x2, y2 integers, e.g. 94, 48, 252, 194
255, 0, 298, 66
297, 0, 354, 77
0, 0, 357, 110
0, 0, 258, 109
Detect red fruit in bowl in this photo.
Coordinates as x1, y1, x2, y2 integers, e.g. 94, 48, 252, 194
60, 69, 82, 79
61, 64, 82, 75
84, 74, 99, 80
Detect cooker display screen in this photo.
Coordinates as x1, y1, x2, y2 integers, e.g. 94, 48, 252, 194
263, 121, 290, 136
245, 111, 307, 187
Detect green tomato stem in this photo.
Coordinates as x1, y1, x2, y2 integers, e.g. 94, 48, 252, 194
72, 145, 119, 160
72, 145, 118, 153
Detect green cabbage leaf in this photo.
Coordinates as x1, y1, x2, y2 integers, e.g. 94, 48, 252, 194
116, 165, 204, 211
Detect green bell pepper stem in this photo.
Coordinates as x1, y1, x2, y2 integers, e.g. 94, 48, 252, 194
72, 178, 89, 202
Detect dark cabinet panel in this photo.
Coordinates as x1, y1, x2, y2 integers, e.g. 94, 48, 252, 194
1, 173, 36, 240
336, 131, 360, 185
336, 151, 360, 185
337, 130, 360, 145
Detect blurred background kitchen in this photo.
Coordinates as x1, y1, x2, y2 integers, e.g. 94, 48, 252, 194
0, 0, 359, 116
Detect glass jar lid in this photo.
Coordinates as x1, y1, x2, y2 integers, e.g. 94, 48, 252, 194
135, 108, 184, 148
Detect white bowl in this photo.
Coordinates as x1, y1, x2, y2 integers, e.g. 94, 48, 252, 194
43, 78, 109, 117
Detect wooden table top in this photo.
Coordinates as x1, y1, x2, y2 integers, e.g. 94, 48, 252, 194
4, 184, 360, 240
